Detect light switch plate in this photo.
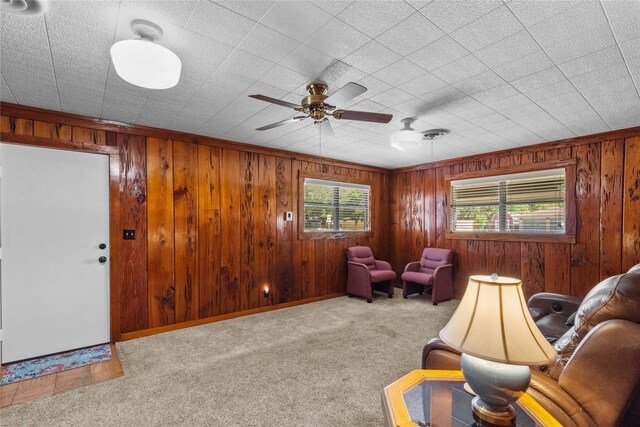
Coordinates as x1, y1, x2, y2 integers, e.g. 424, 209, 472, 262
285, 211, 293, 221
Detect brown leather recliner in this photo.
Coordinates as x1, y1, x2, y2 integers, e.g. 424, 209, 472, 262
422, 264, 640, 427
528, 292, 582, 342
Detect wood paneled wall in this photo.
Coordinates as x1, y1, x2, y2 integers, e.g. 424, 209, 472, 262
390, 133, 640, 300
2, 103, 638, 339
0, 104, 389, 339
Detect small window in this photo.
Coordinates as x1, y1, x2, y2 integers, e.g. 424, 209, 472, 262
450, 168, 567, 236
303, 178, 370, 233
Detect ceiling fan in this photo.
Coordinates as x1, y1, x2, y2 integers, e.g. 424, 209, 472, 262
249, 82, 393, 133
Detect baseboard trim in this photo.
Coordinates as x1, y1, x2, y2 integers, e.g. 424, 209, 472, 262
119, 292, 346, 341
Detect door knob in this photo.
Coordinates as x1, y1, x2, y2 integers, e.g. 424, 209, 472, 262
99, 256, 107, 264
99, 243, 107, 249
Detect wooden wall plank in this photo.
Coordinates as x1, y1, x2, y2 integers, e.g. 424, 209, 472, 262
410, 170, 425, 260
10, 117, 33, 135
600, 139, 624, 278
331, 238, 347, 294
173, 140, 199, 323
623, 136, 640, 271
571, 143, 601, 297
544, 244, 571, 295
378, 172, 391, 263
449, 239, 468, 298
399, 172, 412, 276
434, 167, 447, 247
275, 157, 293, 303
521, 150, 545, 165
389, 172, 401, 279
521, 242, 544, 299
294, 160, 312, 300
315, 239, 326, 295
301, 240, 316, 299
118, 134, 148, 333
291, 161, 304, 301
502, 242, 521, 279
219, 149, 242, 314
241, 152, 259, 310
197, 145, 221, 318
484, 241, 504, 275
424, 169, 435, 248
146, 137, 175, 328
0, 116, 10, 132
108, 153, 122, 340
389, 172, 403, 280
34, 121, 71, 140
257, 154, 276, 307
72, 126, 106, 145
466, 241, 488, 276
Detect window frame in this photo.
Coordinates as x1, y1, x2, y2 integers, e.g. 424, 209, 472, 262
444, 159, 577, 243
298, 171, 373, 240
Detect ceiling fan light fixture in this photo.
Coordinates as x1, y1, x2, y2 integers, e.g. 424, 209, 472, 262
391, 118, 422, 151
110, 20, 181, 90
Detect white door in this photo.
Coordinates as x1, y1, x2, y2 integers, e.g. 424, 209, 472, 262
0, 143, 110, 363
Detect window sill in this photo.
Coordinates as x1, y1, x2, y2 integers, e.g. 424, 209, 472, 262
445, 231, 576, 244
298, 231, 372, 240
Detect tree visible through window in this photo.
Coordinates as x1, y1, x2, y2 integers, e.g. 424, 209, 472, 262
303, 178, 370, 232
450, 168, 566, 235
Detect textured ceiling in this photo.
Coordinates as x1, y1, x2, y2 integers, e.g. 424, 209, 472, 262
1, 0, 639, 168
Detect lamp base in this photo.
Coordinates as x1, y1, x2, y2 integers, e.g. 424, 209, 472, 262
460, 353, 531, 426
471, 396, 516, 426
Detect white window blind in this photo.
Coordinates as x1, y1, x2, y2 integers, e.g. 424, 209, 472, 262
303, 178, 370, 232
450, 168, 566, 234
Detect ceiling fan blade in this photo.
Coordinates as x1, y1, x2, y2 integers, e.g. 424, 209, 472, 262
324, 82, 367, 107
316, 118, 334, 139
249, 94, 300, 110
256, 115, 307, 131
333, 110, 393, 123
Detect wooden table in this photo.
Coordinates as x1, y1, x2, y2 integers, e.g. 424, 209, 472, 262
382, 370, 561, 427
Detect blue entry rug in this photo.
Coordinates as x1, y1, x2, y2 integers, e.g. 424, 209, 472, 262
1, 344, 112, 385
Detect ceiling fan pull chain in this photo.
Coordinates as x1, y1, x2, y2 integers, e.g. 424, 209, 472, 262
318, 120, 323, 161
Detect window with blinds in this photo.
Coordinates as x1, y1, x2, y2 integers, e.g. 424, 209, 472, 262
303, 178, 370, 232
450, 168, 566, 235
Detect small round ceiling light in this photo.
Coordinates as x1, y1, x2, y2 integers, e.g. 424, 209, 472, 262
1, 0, 48, 16
422, 129, 450, 140
391, 117, 422, 151
110, 20, 181, 90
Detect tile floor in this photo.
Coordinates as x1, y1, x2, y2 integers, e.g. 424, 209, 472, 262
0, 344, 123, 408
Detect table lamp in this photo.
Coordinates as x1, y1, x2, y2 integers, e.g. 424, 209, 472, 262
439, 274, 556, 425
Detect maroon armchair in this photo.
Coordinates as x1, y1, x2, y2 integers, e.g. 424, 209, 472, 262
401, 248, 453, 305
346, 246, 396, 303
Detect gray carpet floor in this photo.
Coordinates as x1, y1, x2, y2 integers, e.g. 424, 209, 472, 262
1, 293, 457, 426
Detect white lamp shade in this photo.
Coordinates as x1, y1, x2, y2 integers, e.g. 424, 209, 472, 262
110, 39, 181, 89
390, 129, 422, 151
439, 275, 556, 365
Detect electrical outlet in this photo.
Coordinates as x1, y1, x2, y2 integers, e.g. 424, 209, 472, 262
123, 229, 136, 240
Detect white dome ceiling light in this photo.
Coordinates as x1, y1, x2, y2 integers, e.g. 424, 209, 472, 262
391, 118, 450, 153
1, 0, 48, 16
110, 20, 181, 90
391, 118, 422, 152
